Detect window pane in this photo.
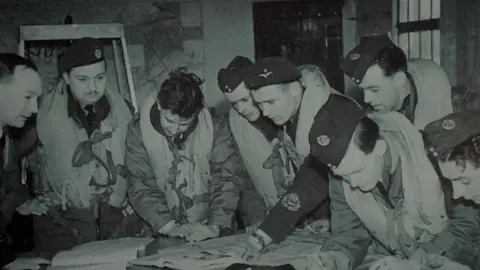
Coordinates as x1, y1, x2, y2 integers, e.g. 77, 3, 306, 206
409, 31, 420, 58
420, 30, 432, 59
432, 0, 441, 19
399, 0, 409, 23
399, 33, 410, 58
420, 0, 431, 20
409, 0, 419, 21
432, 29, 441, 65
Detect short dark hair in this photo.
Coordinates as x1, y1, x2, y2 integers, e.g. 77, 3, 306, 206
372, 46, 408, 77
0, 53, 38, 84
352, 116, 380, 155
156, 67, 205, 119
439, 134, 480, 170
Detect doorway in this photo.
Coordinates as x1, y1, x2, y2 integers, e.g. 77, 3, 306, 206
253, 0, 344, 92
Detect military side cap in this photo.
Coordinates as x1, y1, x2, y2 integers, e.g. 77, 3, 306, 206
243, 57, 301, 90
341, 34, 397, 84
58, 37, 105, 74
308, 94, 365, 168
217, 56, 253, 93
424, 111, 480, 156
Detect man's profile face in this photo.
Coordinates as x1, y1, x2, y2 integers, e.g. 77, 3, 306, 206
251, 82, 302, 126
225, 83, 260, 122
0, 66, 42, 128
359, 64, 400, 113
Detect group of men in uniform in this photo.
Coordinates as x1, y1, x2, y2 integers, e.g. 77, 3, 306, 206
217, 34, 478, 270
1, 32, 480, 270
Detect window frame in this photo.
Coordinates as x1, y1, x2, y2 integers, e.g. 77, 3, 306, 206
391, 0, 440, 62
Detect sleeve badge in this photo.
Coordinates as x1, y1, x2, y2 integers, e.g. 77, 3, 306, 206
281, 192, 301, 212
317, 135, 330, 146
441, 119, 455, 130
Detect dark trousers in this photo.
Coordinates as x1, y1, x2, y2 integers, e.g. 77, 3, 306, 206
0, 228, 14, 268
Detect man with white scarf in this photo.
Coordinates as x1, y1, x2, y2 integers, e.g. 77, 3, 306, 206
226, 93, 475, 270
34, 38, 139, 253
219, 58, 335, 232
300, 95, 475, 270
126, 68, 242, 250
222, 57, 335, 252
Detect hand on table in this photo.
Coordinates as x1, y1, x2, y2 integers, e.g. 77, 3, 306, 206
306, 251, 337, 270
220, 235, 263, 262
181, 223, 220, 242
304, 219, 330, 234
368, 256, 422, 270
16, 196, 51, 216
4, 257, 51, 270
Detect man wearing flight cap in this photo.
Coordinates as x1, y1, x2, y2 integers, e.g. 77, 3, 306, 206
341, 34, 452, 129
222, 57, 336, 257
218, 56, 283, 227
32, 37, 139, 253
300, 96, 474, 270
422, 111, 480, 269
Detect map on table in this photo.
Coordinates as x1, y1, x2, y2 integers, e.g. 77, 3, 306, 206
129, 231, 328, 270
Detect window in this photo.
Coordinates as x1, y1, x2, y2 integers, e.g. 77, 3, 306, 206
395, 0, 441, 64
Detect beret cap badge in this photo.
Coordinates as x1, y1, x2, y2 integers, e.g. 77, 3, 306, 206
349, 53, 360, 60
317, 135, 331, 146
258, 69, 273, 79
441, 119, 456, 130
95, 48, 102, 59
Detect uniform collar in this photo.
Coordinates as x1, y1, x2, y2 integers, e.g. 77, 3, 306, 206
66, 88, 110, 134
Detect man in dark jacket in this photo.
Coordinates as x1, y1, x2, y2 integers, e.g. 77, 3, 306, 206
0, 53, 50, 269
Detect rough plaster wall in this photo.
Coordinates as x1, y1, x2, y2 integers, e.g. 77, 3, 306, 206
0, 2, 204, 109
357, 0, 392, 38
345, 0, 392, 102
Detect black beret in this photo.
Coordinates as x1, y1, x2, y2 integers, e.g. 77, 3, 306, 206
424, 111, 480, 156
341, 34, 397, 84
217, 56, 253, 93
308, 94, 366, 168
58, 37, 105, 74
243, 57, 301, 90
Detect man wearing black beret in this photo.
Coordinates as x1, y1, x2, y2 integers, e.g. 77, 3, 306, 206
301, 98, 475, 270
423, 111, 480, 269
222, 57, 339, 257
32, 37, 140, 253
218, 56, 280, 228
341, 34, 452, 129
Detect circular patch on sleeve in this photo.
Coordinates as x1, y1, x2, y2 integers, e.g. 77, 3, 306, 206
281, 192, 301, 212
317, 135, 330, 146
441, 119, 455, 130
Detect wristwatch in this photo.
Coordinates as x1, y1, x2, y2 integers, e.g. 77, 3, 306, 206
250, 231, 267, 250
